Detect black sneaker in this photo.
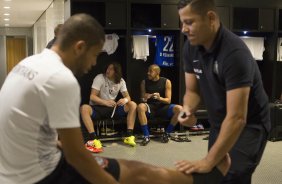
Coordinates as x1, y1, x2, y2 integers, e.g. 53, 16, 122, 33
161, 133, 169, 143
140, 136, 150, 146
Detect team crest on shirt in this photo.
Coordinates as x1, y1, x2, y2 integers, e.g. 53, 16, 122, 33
213, 60, 219, 75
193, 68, 202, 79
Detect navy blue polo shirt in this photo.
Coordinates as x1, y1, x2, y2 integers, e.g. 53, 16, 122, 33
183, 25, 270, 132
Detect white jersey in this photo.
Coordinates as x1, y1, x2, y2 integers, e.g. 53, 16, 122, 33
277, 38, 282, 61
132, 35, 149, 61
90, 74, 127, 105
102, 34, 119, 55
240, 36, 264, 60
0, 49, 81, 184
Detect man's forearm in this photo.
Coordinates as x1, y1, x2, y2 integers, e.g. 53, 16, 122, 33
205, 116, 246, 168
158, 97, 170, 104
67, 149, 116, 184
183, 91, 201, 113
90, 95, 106, 106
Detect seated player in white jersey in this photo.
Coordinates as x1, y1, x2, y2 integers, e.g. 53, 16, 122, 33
80, 62, 137, 152
137, 64, 183, 146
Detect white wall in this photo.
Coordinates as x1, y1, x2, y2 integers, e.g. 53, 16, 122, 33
33, 0, 65, 54
64, 0, 71, 21
0, 36, 6, 87
0, 0, 67, 87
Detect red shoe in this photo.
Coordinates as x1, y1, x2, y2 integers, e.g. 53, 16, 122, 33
197, 124, 204, 131
85, 145, 103, 153
190, 125, 199, 131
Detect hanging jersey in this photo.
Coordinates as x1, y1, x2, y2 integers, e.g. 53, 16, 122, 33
277, 38, 282, 61
132, 35, 149, 61
102, 34, 119, 55
239, 37, 264, 60
154, 35, 175, 67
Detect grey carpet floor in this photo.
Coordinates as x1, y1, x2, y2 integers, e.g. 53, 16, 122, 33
96, 134, 282, 184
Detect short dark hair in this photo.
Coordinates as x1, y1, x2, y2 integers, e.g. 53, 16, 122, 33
150, 64, 161, 75
104, 62, 122, 84
54, 24, 63, 36
57, 13, 105, 51
177, 0, 216, 16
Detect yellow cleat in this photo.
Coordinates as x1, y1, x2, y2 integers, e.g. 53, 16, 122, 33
124, 136, 136, 147
92, 139, 103, 149
86, 139, 103, 149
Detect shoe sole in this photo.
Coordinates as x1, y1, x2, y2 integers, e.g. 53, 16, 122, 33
140, 140, 150, 146
124, 140, 136, 147
125, 143, 136, 147
85, 145, 103, 153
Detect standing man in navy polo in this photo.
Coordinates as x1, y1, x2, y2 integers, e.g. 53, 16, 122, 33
176, 0, 271, 184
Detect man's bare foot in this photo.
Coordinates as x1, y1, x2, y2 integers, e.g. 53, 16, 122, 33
216, 154, 231, 176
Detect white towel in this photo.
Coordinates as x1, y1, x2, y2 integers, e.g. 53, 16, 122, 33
102, 33, 119, 55
132, 35, 149, 61
240, 37, 265, 60
277, 38, 282, 62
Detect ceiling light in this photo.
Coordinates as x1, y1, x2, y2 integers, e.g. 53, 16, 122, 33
4, 6, 11, 9
4, 18, 10, 21
4, 0, 12, 1
5, 24, 9, 26
4, 13, 10, 16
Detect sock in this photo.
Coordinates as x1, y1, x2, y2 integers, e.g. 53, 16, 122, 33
166, 123, 175, 133
141, 125, 150, 137
89, 132, 97, 140
126, 129, 133, 136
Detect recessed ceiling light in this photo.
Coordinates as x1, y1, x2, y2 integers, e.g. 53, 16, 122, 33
4, 6, 11, 9
4, 18, 10, 21
5, 24, 10, 26
4, 0, 12, 2
4, 13, 10, 16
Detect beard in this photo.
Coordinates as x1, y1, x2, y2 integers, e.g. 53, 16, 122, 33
75, 53, 96, 77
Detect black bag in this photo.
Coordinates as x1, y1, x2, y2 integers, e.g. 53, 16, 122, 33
269, 102, 282, 141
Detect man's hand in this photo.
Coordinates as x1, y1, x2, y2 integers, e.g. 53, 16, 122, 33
174, 158, 213, 175
152, 93, 160, 100
104, 100, 116, 107
117, 98, 128, 106
177, 109, 197, 127
144, 93, 153, 100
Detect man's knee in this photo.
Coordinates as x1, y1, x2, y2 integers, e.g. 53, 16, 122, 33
80, 104, 92, 115
137, 103, 147, 113
127, 101, 137, 110
173, 105, 182, 115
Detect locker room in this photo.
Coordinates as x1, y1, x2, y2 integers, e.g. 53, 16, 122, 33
0, 0, 282, 183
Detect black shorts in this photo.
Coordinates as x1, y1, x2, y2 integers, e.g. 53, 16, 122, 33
36, 155, 120, 184
146, 103, 175, 119
91, 105, 127, 119
208, 125, 268, 174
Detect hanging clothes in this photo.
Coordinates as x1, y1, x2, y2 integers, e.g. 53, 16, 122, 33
102, 33, 119, 55
154, 35, 175, 67
277, 38, 282, 62
132, 35, 149, 61
240, 37, 264, 60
